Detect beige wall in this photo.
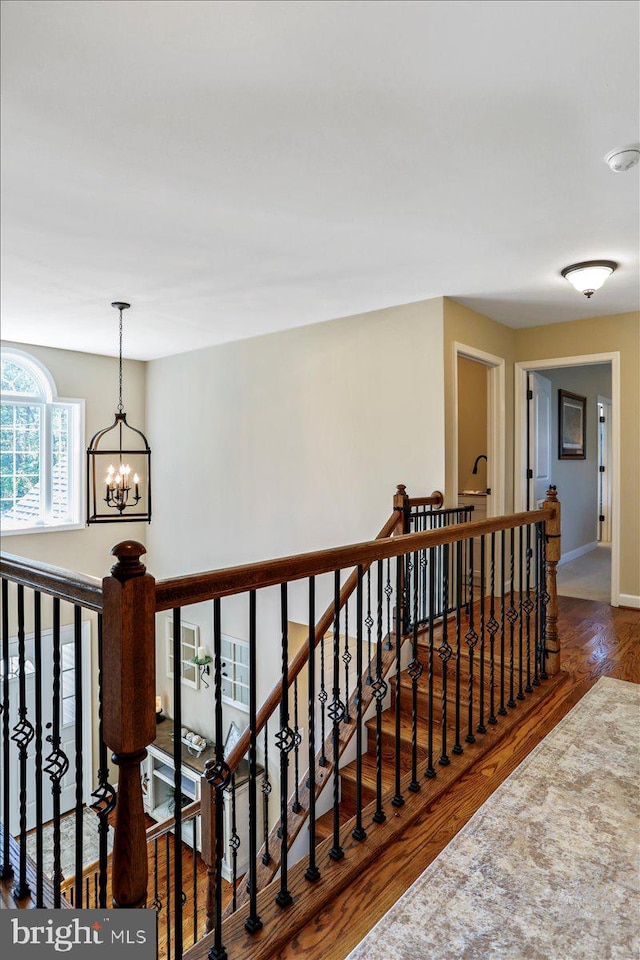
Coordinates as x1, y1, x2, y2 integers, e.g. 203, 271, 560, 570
443, 298, 516, 511
457, 356, 488, 492
515, 312, 640, 600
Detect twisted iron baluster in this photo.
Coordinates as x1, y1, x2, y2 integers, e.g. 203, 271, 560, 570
384, 559, 393, 651
352, 566, 367, 841
34, 591, 44, 906
318, 599, 327, 767
507, 528, 517, 708
1, 579, 12, 882
452, 541, 464, 755
392, 555, 405, 807
533, 523, 542, 686
261, 723, 271, 865
365, 568, 373, 685
517, 527, 525, 701
343, 599, 351, 723
275, 582, 293, 907
305, 577, 320, 882
425, 547, 436, 779
408, 550, 422, 791
90, 613, 116, 909
291, 678, 302, 814
477, 537, 487, 734
329, 570, 345, 860
230, 775, 240, 913
372, 561, 387, 823
523, 524, 534, 692
465, 540, 478, 743
498, 529, 508, 716
11, 585, 33, 899
439, 544, 452, 766
44, 598, 68, 907
487, 533, 498, 725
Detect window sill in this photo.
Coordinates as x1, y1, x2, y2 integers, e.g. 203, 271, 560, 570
0, 520, 86, 538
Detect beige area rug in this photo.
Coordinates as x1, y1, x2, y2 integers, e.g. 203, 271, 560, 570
25, 808, 113, 880
557, 544, 611, 602
347, 677, 639, 960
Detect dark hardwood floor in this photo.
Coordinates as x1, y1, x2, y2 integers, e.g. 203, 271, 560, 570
273, 597, 640, 960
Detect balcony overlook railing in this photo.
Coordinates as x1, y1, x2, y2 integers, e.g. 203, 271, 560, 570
0, 484, 562, 960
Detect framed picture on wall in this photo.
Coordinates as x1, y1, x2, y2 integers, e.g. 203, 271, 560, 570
558, 389, 586, 459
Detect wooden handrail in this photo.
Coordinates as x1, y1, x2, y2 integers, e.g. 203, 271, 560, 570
144, 799, 201, 843
406, 491, 444, 508
0, 553, 103, 612
156, 508, 546, 611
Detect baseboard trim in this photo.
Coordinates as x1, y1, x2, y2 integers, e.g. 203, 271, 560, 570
618, 594, 640, 610
559, 541, 598, 566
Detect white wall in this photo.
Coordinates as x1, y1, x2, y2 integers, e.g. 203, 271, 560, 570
146, 298, 446, 739
540, 363, 612, 558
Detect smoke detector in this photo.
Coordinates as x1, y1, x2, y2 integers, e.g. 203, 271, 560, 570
604, 144, 640, 173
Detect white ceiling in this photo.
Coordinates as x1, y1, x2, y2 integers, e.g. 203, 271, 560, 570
1, 0, 638, 361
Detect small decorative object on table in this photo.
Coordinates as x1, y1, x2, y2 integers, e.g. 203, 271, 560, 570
155, 695, 165, 724
179, 726, 211, 756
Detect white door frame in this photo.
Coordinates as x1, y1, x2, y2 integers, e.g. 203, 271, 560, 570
514, 352, 621, 607
453, 342, 505, 519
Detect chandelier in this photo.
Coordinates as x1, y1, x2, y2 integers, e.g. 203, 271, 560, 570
87, 302, 152, 523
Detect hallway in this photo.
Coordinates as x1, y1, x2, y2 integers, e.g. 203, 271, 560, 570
557, 544, 611, 602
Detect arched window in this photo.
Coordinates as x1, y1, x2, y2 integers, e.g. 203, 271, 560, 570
1, 349, 84, 533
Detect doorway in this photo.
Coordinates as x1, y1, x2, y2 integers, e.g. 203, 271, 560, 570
515, 353, 620, 606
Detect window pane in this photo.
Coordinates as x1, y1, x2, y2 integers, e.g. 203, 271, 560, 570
0, 454, 14, 477
0, 359, 41, 396
62, 644, 75, 670
62, 671, 75, 699
62, 696, 75, 727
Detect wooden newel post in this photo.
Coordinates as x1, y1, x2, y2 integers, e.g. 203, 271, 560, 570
102, 541, 156, 908
393, 484, 410, 534
542, 486, 561, 676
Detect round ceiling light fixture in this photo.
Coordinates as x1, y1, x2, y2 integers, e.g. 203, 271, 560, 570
604, 144, 640, 173
561, 260, 617, 298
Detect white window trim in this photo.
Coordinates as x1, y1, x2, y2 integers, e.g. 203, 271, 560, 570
221, 634, 250, 713
1, 349, 85, 535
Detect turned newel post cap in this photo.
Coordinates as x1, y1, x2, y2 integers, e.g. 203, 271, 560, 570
545, 485, 558, 502
110, 540, 147, 580
395, 484, 407, 496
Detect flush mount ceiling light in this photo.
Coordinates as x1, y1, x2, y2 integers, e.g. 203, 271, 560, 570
87, 302, 152, 523
560, 260, 617, 299
604, 144, 640, 173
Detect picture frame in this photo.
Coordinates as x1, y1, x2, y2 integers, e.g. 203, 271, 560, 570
223, 720, 242, 759
558, 389, 586, 460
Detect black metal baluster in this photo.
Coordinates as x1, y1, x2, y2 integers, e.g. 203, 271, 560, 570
172, 608, 184, 956
373, 561, 386, 822
230, 775, 239, 913
541, 521, 549, 679
245, 591, 262, 931
90, 613, 116, 909
465, 540, 478, 743
192, 819, 198, 944
275, 582, 293, 906
151, 837, 160, 911
533, 523, 542, 686
498, 530, 507, 717
330, 570, 345, 859
452, 540, 463, 755
408, 550, 422, 792
73, 605, 84, 907
487, 533, 498, 725
384, 559, 392, 651
207, 598, 232, 960
305, 577, 320, 882
343, 599, 351, 723
365, 568, 373, 685
34, 591, 44, 906
352, 565, 366, 841
424, 548, 435, 779
261, 723, 271, 865
517, 527, 525, 701
524, 524, 534, 692
507, 528, 517, 708
392, 556, 405, 806
439, 544, 451, 766
291, 678, 302, 814
319, 591, 328, 767
1, 579, 12, 883
477, 538, 487, 735
44, 598, 67, 907
11, 584, 33, 899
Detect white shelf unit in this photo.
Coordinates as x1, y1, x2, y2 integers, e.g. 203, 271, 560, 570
141, 740, 259, 881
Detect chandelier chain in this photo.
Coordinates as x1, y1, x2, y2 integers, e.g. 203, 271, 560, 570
118, 307, 124, 413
